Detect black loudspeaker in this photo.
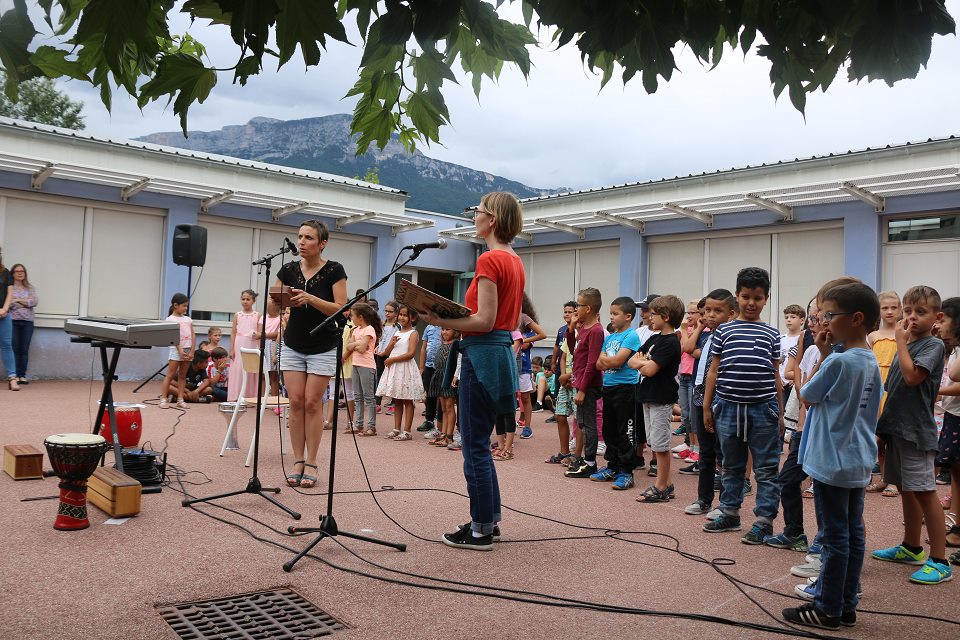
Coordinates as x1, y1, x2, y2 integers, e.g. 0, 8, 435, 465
172, 224, 207, 267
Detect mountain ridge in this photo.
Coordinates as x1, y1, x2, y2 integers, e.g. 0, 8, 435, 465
136, 114, 566, 214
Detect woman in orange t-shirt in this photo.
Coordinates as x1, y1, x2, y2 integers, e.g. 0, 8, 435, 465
424, 192, 525, 551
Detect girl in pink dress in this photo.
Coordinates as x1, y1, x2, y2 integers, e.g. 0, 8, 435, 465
254, 296, 282, 397
228, 289, 263, 402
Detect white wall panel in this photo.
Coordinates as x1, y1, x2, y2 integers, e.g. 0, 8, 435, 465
88, 209, 164, 318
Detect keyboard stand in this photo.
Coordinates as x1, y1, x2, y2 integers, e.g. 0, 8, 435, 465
71, 336, 152, 474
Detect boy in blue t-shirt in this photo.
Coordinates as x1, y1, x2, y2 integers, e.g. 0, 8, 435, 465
594, 297, 642, 490
782, 283, 882, 630
703, 267, 783, 540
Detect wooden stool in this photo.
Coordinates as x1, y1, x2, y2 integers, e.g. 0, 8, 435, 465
3, 444, 43, 480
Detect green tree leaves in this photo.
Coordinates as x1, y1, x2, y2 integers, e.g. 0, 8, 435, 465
0, 1, 954, 151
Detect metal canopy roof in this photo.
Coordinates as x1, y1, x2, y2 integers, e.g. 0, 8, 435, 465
440, 138, 960, 244
0, 118, 435, 236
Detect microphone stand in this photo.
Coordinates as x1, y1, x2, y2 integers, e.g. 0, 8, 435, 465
182, 243, 301, 520
282, 246, 434, 571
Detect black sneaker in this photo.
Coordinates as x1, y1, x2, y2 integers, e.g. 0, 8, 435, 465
458, 522, 501, 541
936, 468, 951, 485
635, 457, 645, 469
416, 420, 435, 432
441, 526, 493, 551
741, 521, 773, 545
782, 603, 840, 630
532, 402, 543, 413
703, 514, 741, 533
840, 610, 856, 627
647, 463, 658, 477
565, 459, 596, 478
679, 462, 700, 475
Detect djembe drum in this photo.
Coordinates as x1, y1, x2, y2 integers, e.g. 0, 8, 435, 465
43, 433, 108, 531
98, 402, 145, 448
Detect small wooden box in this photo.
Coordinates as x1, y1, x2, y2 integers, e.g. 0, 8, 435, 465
88, 467, 142, 517
3, 444, 43, 480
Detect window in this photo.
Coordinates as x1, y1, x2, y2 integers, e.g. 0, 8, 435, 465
648, 239, 704, 307
2, 196, 84, 316
189, 222, 256, 318
887, 214, 960, 242
777, 228, 844, 313
87, 208, 164, 318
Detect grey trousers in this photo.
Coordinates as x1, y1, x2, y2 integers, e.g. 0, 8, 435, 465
352, 366, 377, 427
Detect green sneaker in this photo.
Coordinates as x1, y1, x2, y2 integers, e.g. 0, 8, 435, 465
909, 559, 953, 585
871, 544, 926, 565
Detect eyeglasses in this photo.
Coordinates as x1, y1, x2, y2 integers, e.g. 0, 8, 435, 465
821, 311, 855, 323
474, 208, 492, 220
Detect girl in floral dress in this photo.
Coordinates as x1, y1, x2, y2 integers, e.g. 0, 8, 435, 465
377, 305, 424, 441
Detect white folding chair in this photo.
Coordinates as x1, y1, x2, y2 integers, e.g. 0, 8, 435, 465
218, 347, 290, 464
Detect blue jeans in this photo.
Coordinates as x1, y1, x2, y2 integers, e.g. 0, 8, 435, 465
0, 314, 14, 380
713, 396, 782, 523
812, 480, 865, 617
678, 374, 693, 431
457, 352, 501, 535
12, 320, 34, 378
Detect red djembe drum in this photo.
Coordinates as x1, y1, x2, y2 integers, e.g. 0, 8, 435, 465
98, 402, 145, 448
43, 433, 108, 531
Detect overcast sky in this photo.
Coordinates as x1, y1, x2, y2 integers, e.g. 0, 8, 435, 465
47, 0, 960, 192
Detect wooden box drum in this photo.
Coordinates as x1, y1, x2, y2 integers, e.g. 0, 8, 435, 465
43, 433, 108, 531
98, 402, 145, 448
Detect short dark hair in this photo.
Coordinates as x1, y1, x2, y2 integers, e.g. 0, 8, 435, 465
192, 349, 210, 366
532, 356, 543, 367
211, 346, 229, 360
578, 287, 602, 314
611, 296, 636, 319
735, 267, 771, 296
697, 296, 706, 310
705, 288, 736, 311
783, 304, 805, 318
903, 285, 942, 311
564, 300, 577, 310
650, 295, 685, 328
822, 283, 880, 330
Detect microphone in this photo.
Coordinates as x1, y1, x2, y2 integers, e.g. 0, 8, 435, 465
403, 238, 448, 251
284, 237, 299, 256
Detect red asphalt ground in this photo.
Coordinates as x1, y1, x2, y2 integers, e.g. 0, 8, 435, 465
1, 381, 957, 640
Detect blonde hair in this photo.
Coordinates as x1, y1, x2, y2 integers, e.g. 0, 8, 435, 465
877, 290, 900, 304
481, 192, 524, 244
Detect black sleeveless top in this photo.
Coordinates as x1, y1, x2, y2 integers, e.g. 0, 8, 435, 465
277, 260, 347, 354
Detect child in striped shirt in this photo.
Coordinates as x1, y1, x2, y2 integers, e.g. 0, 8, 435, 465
702, 267, 784, 542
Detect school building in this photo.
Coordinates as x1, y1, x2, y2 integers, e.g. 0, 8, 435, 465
0, 117, 958, 378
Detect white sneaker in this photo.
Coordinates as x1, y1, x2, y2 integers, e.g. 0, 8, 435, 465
596, 441, 607, 455
704, 508, 723, 520
672, 442, 688, 453
794, 582, 816, 600
424, 428, 441, 439
685, 500, 711, 515
790, 557, 822, 578
805, 552, 822, 564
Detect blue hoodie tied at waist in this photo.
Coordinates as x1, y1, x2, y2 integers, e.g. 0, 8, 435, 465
442, 330, 518, 415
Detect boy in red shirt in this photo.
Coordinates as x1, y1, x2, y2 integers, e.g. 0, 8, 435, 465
565, 287, 605, 478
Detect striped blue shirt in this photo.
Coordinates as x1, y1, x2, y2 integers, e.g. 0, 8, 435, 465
709, 320, 781, 402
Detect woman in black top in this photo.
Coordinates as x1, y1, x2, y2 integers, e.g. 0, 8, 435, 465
0, 246, 16, 390
274, 221, 347, 488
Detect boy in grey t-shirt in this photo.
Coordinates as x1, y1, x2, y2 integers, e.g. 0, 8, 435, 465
871, 286, 949, 585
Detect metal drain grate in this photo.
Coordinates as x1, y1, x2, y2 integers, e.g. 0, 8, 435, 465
157, 588, 347, 639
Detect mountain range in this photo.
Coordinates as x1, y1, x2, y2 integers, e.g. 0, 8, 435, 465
136, 114, 566, 214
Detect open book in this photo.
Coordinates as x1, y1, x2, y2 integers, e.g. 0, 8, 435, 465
396, 279, 472, 319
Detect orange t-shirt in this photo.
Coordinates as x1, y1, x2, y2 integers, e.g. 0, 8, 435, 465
463, 249, 525, 337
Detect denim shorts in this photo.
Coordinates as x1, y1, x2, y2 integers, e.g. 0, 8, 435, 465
279, 345, 337, 377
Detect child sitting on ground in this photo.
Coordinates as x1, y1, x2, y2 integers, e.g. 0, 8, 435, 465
206, 346, 230, 402
781, 282, 883, 630
871, 285, 950, 585
183, 349, 213, 403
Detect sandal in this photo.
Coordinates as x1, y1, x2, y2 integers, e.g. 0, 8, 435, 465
8, 378, 20, 391
494, 449, 514, 461
951, 549, 960, 567
865, 482, 887, 493
323, 421, 332, 431
286, 460, 305, 487
393, 431, 412, 441
635, 484, 671, 503
881, 485, 900, 497
360, 428, 377, 437
545, 452, 573, 464
299, 463, 319, 488
384, 429, 401, 439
